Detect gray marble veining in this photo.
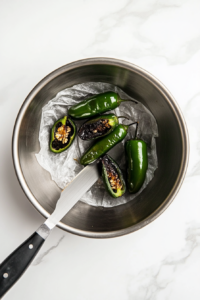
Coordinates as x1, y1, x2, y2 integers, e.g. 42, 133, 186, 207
0, 0, 199, 299
32, 236, 65, 266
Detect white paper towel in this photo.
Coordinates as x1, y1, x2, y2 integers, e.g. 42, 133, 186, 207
35, 82, 158, 207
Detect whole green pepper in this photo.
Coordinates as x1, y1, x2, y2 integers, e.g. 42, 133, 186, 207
80, 122, 137, 165
101, 154, 126, 198
68, 91, 137, 119
50, 116, 76, 153
78, 113, 129, 141
125, 124, 148, 193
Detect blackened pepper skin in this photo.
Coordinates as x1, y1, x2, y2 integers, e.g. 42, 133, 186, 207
68, 91, 137, 119
80, 122, 137, 165
78, 114, 118, 141
50, 116, 76, 153
101, 155, 126, 198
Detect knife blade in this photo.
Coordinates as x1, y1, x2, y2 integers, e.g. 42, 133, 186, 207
43, 145, 122, 231
44, 164, 100, 230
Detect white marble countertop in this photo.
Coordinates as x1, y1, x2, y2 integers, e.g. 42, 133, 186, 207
0, 0, 199, 299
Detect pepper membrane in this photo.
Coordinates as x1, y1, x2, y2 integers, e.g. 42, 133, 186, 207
101, 155, 126, 198
50, 116, 76, 153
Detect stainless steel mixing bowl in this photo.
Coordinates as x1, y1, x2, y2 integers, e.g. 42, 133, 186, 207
12, 58, 189, 238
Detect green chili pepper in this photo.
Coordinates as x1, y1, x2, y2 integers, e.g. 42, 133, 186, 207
101, 154, 126, 198
78, 113, 129, 141
50, 116, 76, 153
68, 91, 137, 119
80, 122, 137, 166
125, 123, 148, 193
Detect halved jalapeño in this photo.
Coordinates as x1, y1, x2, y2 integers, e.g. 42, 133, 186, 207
78, 114, 118, 141
50, 116, 76, 153
101, 154, 126, 198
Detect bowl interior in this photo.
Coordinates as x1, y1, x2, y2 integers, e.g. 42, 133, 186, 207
15, 59, 188, 237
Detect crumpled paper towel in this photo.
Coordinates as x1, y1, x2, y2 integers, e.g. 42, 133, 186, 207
35, 82, 158, 207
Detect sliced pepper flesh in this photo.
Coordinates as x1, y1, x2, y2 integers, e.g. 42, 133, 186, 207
50, 116, 76, 153
101, 155, 126, 198
78, 114, 118, 141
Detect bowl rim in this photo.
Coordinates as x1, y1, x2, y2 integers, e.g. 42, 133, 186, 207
12, 57, 189, 238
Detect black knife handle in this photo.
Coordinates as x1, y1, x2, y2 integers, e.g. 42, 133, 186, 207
0, 230, 46, 298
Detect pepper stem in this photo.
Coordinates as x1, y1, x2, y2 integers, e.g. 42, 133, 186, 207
134, 122, 139, 139
129, 122, 139, 138
128, 121, 138, 127
123, 121, 138, 132
118, 98, 138, 104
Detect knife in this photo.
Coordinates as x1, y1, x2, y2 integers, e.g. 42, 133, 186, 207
0, 147, 121, 298
0, 164, 99, 298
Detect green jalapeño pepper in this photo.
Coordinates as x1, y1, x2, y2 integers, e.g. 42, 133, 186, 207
101, 155, 126, 198
50, 116, 76, 153
78, 114, 129, 141
125, 123, 148, 193
68, 91, 137, 119
80, 122, 137, 165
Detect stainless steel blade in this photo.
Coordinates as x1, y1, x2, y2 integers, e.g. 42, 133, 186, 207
44, 164, 99, 229
43, 146, 122, 230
